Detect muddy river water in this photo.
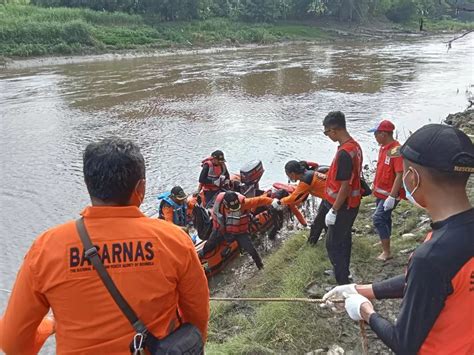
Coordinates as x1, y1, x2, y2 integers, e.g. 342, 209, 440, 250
0, 36, 473, 319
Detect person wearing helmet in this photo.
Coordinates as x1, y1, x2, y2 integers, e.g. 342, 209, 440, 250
200, 191, 273, 269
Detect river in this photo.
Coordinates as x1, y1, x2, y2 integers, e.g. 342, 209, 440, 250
0, 36, 473, 321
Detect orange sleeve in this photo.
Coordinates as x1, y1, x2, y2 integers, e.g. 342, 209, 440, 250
187, 200, 196, 219
176, 236, 210, 341
289, 205, 307, 226
242, 196, 273, 211
1, 245, 50, 354
162, 205, 175, 223
280, 181, 310, 206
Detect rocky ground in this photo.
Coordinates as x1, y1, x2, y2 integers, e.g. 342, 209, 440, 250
445, 108, 474, 204
445, 108, 474, 135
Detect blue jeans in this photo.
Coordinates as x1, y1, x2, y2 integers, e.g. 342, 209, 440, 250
373, 198, 399, 240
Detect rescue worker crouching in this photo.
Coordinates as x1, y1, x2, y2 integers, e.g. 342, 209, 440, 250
158, 185, 195, 232
0, 138, 210, 354
199, 191, 273, 270
198, 150, 230, 207
273, 160, 327, 245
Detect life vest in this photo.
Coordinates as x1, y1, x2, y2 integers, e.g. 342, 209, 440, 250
373, 141, 406, 200
157, 192, 187, 227
212, 192, 250, 235
250, 210, 273, 234
200, 157, 228, 192
324, 138, 363, 209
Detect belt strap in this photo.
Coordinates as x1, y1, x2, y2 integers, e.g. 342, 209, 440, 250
75, 218, 148, 334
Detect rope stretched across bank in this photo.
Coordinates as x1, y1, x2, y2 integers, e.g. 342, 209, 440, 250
210, 297, 369, 355
211, 296, 343, 303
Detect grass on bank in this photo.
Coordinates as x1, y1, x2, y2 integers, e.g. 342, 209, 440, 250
400, 17, 474, 31
3, 4, 473, 58
0, 4, 330, 57
206, 197, 428, 354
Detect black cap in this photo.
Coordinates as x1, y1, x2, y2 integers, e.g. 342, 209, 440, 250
223, 191, 241, 211
170, 186, 187, 200
400, 124, 474, 173
211, 150, 226, 162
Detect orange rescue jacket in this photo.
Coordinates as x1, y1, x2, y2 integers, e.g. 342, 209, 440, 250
280, 171, 326, 206
0, 206, 210, 355
212, 192, 272, 234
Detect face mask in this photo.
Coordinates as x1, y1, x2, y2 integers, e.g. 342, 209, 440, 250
402, 169, 423, 208
133, 179, 145, 207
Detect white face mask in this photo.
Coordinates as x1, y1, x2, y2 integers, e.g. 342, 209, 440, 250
402, 168, 423, 209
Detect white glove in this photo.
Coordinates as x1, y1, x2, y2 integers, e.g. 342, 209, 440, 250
322, 283, 357, 302
383, 196, 396, 211
271, 198, 281, 209
344, 293, 371, 321
325, 208, 337, 226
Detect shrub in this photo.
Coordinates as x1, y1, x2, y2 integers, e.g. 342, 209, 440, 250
386, 0, 417, 23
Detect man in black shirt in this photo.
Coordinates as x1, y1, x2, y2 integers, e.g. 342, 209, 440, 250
322, 111, 363, 285
323, 124, 474, 354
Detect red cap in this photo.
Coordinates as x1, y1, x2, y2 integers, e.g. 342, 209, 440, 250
368, 120, 395, 133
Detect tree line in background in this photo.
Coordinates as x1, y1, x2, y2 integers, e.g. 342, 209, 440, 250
27, 0, 474, 23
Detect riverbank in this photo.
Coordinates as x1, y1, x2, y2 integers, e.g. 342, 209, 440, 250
206, 111, 473, 354
207, 197, 429, 354
1, 4, 473, 61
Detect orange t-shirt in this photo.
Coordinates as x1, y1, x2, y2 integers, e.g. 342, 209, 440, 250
0, 206, 209, 355
280, 171, 326, 206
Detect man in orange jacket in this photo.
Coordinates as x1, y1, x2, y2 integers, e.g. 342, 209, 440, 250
200, 191, 272, 269
324, 124, 474, 354
0, 138, 209, 354
369, 120, 405, 261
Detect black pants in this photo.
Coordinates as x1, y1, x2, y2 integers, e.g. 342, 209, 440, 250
202, 230, 263, 268
324, 200, 359, 285
308, 202, 329, 244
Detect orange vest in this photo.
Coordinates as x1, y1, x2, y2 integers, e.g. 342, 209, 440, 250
212, 192, 250, 235
324, 138, 363, 208
373, 140, 405, 200
200, 158, 227, 191
418, 234, 474, 355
